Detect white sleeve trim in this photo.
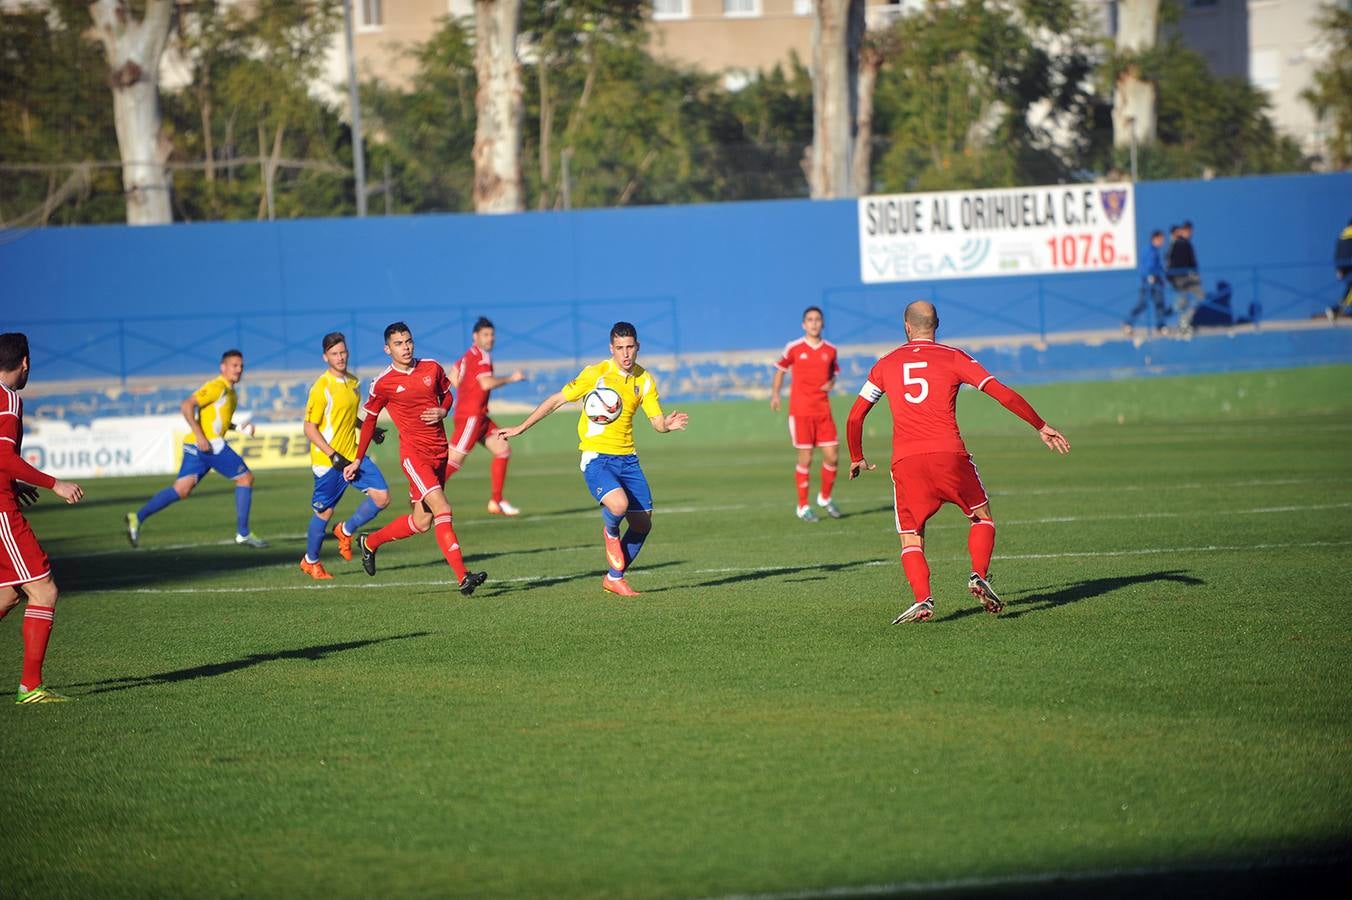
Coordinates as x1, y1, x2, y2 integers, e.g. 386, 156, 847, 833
858, 380, 884, 403
0, 435, 15, 444
976, 375, 995, 391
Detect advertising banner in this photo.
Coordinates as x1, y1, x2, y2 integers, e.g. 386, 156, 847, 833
22, 417, 181, 479
173, 423, 313, 471
858, 182, 1137, 283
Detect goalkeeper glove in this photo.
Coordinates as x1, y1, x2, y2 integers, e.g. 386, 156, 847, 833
330, 451, 354, 470
372, 426, 387, 445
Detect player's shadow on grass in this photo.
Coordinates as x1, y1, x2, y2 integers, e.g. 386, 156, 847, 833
936, 571, 1206, 622
373, 543, 595, 573
67, 632, 432, 695
646, 559, 878, 592
52, 545, 310, 592
488, 560, 685, 594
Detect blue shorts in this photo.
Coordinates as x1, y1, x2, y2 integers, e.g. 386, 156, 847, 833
582, 452, 653, 511
311, 458, 389, 513
178, 442, 249, 482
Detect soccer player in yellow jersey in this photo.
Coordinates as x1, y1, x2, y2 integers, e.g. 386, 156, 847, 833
125, 349, 267, 548
496, 322, 688, 596
297, 332, 391, 580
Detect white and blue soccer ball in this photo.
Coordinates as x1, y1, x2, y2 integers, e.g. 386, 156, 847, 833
584, 387, 623, 424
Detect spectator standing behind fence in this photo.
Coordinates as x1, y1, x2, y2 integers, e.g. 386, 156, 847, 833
1124, 229, 1169, 335
1328, 217, 1352, 321
1166, 221, 1204, 334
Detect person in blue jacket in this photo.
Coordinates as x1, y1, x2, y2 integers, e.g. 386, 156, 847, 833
1124, 229, 1169, 334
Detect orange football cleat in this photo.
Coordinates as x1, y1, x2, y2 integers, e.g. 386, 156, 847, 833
602, 528, 626, 573
602, 575, 640, 597
299, 557, 334, 580
332, 523, 353, 560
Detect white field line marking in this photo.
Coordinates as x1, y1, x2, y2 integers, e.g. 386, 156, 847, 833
704, 856, 1348, 900
72, 539, 1352, 595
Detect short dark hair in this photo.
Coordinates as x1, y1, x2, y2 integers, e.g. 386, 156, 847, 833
221, 349, 243, 363
802, 305, 823, 321
609, 321, 637, 342
1151, 229, 1164, 240
473, 317, 494, 334
1182, 220, 1193, 229
0, 333, 29, 372
383, 321, 411, 343
322, 332, 347, 353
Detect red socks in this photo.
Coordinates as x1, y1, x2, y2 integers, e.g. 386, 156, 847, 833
795, 465, 810, 507
900, 546, 931, 603
434, 513, 468, 581
367, 513, 419, 550
820, 462, 837, 501
968, 519, 996, 578
491, 456, 509, 503
21, 605, 54, 692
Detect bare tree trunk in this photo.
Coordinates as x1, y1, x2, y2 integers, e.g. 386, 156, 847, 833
1113, 0, 1160, 149
538, 59, 552, 210
89, 0, 174, 225
810, 0, 862, 198
473, 0, 524, 213
853, 43, 883, 195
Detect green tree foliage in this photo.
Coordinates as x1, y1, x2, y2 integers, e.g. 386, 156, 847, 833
871, 0, 1098, 192
1104, 35, 1307, 179
1302, 3, 1352, 169
0, 0, 124, 224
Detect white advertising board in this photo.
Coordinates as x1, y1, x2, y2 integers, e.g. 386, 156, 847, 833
22, 416, 181, 479
858, 182, 1137, 283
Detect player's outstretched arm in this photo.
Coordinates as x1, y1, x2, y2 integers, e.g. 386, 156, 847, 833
648, 412, 688, 434
845, 395, 876, 479
496, 391, 569, 440
1038, 424, 1071, 455
0, 444, 80, 503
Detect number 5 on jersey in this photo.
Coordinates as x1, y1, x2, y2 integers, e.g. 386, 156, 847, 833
903, 362, 929, 404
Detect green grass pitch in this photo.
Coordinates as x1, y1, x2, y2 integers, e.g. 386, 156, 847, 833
3, 366, 1350, 898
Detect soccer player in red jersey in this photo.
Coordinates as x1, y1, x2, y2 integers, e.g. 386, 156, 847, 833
0, 333, 85, 703
846, 301, 1070, 624
771, 306, 843, 522
343, 322, 488, 597
448, 317, 526, 517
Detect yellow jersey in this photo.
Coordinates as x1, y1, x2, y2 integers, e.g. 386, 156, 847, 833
186, 375, 237, 447
305, 370, 362, 471
561, 360, 664, 455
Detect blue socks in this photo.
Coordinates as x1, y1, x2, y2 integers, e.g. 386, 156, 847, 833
601, 507, 624, 538
138, 486, 180, 522
621, 529, 648, 570
305, 514, 327, 564
344, 496, 381, 534
235, 486, 252, 536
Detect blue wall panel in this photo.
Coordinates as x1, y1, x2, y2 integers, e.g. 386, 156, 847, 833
2, 172, 1349, 382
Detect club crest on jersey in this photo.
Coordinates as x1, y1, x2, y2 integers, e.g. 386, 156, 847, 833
422, 375, 433, 387
1100, 189, 1128, 224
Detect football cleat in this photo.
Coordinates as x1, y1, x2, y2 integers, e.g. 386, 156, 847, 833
235, 532, 269, 548
968, 572, 1004, 615
458, 571, 488, 597
891, 599, 934, 625
602, 528, 626, 573
16, 684, 71, 704
125, 511, 141, 548
796, 505, 820, 523
487, 499, 520, 517
602, 575, 641, 597
299, 557, 334, 581
359, 534, 377, 576
816, 494, 843, 519
332, 523, 353, 561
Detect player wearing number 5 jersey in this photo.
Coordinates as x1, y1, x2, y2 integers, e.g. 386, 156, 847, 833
846, 301, 1070, 624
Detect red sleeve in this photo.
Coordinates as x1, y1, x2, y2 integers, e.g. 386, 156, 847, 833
774, 341, 794, 372
0, 415, 57, 489
354, 413, 379, 461
846, 395, 875, 464
361, 380, 386, 420
982, 379, 1046, 430
830, 348, 841, 379
438, 367, 454, 413
951, 350, 995, 389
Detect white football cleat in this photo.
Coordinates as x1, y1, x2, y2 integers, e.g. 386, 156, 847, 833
235, 532, 269, 548
487, 499, 520, 517
796, 504, 820, 523
891, 599, 934, 624
816, 493, 842, 519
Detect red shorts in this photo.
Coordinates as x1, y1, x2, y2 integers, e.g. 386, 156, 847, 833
788, 413, 838, 449
0, 510, 51, 588
449, 415, 498, 456
891, 453, 989, 534
400, 455, 449, 504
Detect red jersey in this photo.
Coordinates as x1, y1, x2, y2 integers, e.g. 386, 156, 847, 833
775, 338, 840, 417
453, 345, 493, 419
362, 359, 453, 461
860, 339, 998, 462
0, 383, 56, 513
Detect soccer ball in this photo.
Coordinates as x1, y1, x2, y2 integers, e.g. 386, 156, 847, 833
584, 387, 623, 424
